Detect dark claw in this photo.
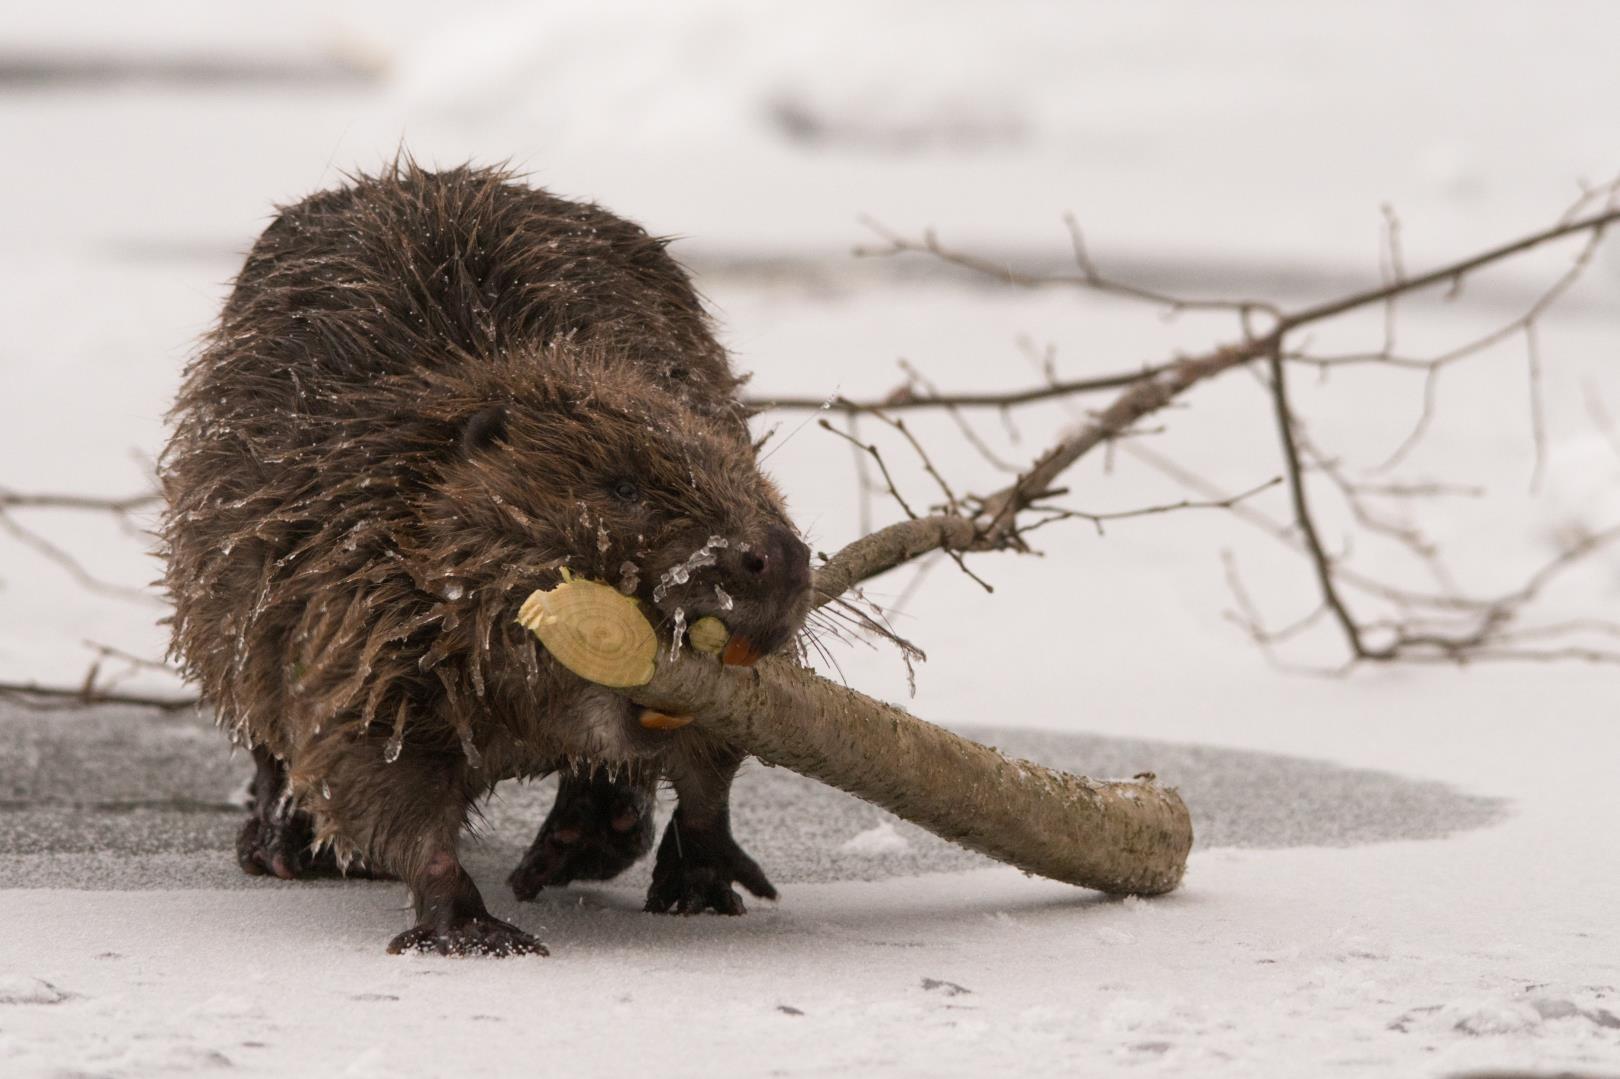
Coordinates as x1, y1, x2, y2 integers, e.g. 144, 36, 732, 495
645, 808, 776, 916
509, 770, 654, 900
386, 916, 548, 958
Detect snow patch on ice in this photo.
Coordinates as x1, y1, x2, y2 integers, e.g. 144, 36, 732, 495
0, 976, 70, 1005
838, 821, 911, 856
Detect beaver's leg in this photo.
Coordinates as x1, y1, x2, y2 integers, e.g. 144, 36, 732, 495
646, 741, 776, 915
303, 736, 545, 957
508, 768, 656, 900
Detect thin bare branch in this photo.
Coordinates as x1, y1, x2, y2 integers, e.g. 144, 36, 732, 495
817, 418, 920, 521
1264, 342, 1368, 658
1027, 476, 1282, 538
817, 412, 994, 593
0, 512, 162, 604
895, 359, 1021, 472
845, 412, 874, 536
855, 213, 1282, 325
1525, 322, 1548, 492
1584, 380, 1620, 462
0, 488, 159, 514
0, 680, 198, 713
83, 640, 176, 675
1378, 203, 1406, 356
746, 364, 1168, 413
857, 407, 963, 514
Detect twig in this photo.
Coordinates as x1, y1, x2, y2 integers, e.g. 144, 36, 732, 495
1368, 189, 1618, 472
1281, 412, 1459, 596
896, 359, 1020, 472
857, 213, 1282, 326
1525, 322, 1548, 492
1584, 380, 1620, 462
1264, 342, 1367, 658
817, 415, 993, 593
845, 412, 874, 536
1025, 476, 1282, 538
0, 512, 162, 604
746, 364, 1169, 413
818, 419, 920, 521
84, 640, 176, 674
0, 489, 159, 514
854, 405, 963, 514
1379, 203, 1406, 355
0, 680, 198, 713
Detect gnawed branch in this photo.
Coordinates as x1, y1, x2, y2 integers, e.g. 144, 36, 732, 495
635, 650, 1191, 895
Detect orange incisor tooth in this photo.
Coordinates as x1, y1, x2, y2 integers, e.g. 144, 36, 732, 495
722, 635, 762, 667
639, 709, 695, 731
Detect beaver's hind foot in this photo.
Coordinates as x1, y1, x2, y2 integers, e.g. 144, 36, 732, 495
392, 851, 547, 957
387, 915, 546, 957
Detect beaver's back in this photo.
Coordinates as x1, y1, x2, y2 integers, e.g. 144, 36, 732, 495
206, 162, 740, 428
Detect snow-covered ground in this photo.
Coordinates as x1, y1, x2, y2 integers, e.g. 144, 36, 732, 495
1, 4, 1618, 1076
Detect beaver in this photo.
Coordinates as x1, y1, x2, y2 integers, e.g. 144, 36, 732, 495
159, 161, 813, 956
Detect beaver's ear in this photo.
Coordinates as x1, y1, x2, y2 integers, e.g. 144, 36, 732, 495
460, 405, 509, 455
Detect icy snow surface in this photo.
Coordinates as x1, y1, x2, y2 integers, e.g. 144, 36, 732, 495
2, 2, 1619, 1076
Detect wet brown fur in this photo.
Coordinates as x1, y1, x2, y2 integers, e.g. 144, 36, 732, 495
159, 161, 810, 949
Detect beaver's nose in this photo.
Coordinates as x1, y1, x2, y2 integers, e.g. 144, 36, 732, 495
734, 525, 812, 593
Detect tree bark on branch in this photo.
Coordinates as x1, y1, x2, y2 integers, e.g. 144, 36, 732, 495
638, 650, 1192, 896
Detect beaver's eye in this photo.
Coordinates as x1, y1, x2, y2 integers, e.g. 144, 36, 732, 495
613, 480, 642, 503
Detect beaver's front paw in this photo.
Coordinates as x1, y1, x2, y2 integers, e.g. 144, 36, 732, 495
509, 771, 655, 899
644, 809, 777, 915
387, 915, 548, 957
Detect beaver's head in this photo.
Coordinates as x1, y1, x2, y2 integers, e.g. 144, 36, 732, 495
435, 350, 812, 666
